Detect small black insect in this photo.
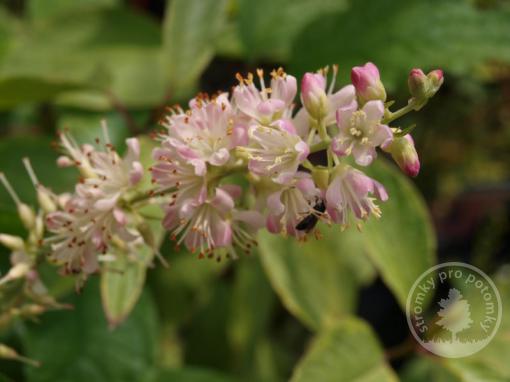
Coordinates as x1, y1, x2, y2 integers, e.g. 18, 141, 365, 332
295, 199, 326, 233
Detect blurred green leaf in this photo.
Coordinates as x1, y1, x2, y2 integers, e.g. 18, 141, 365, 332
22, 281, 159, 382
257, 225, 358, 331
228, 257, 275, 376
148, 367, 236, 382
400, 357, 459, 382
290, 0, 510, 87
163, 0, 227, 99
27, 0, 119, 20
101, 245, 154, 328
238, 0, 347, 61
362, 159, 436, 309
290, 317, 398, 382
0, 7, 163, 109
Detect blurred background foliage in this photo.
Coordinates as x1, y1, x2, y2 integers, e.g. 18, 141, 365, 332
0, 0, 509, 381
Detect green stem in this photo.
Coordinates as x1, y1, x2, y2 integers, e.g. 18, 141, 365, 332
310, 140, 330, 153
383, 98, 426, 124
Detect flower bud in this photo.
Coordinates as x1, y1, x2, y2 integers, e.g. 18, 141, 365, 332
312, 167, 330, 190
408, 68, 444, 101
0, 263, 30, 286
301, 73, 328, 120
427, 69, 444, 95
0, 234, 25, 252
37, 187, 57, 213
17, 203, 36, 230
383, 134, 420, 177
351, 62, 386, 104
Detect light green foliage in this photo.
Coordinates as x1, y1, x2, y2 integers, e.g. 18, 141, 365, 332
363, 159, 437, 308
258, 225, 359, 331
291, 318, 398, 382
290, 0, 510, 87
163, 0, 228, 98
21, 281, 159, 382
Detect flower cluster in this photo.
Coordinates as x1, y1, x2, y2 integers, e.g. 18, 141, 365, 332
0, 63, 443, 285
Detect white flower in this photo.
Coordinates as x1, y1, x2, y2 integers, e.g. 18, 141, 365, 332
243, 120, 309, 184
332, 100, 393, 166
233, 68, 297, 126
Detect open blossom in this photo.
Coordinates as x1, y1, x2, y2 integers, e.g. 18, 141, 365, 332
161, 93, 241, 171
332, 100, 392, 166
45, 130, 144, 276
294, 66, 356, 138
325, 164, 388, 226
233, 68, 297, 126
163, 187, 262, 259
243, 119, 309, 184
151, 141, 207, 206
45, 190, 138, 275
266, 173, 320, 238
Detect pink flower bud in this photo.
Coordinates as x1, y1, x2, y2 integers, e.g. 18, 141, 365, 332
427, 69, 444, 92
408, 68, 444, 101
383, 134, 420, 177
408, 69, 428, 100
301, 73, 328, 120
351, 62, 386, 104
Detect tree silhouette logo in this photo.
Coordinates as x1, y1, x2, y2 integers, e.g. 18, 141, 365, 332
435, 288, 473, 342
406, 262, 502, 358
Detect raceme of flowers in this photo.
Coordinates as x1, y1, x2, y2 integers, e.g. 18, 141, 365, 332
0, 63, 443, 290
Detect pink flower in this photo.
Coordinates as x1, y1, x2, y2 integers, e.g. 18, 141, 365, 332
332, 100, 393, 166
382, 134, 420, 177
45, 193, 138, 276
163, 187, 262, 259
233, 69, 297, 125
294, 67, 355, 138
44, 128, 145, 276
266, 173, 320, 238
84, 137, 144, 209
161, 93, 239, 170
151, 141, 207, 206
325, 164, 388, 226
351, 62, 386, 104
243, 119, 309, 184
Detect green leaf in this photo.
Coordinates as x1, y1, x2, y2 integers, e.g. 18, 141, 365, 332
100, 244, 154, 327
228, 257, 275, 375
21, 280, 159, 382
237, 0, 347, 61
290, 0, 510, 88
27, 0, 119, 20
362, 159, 436, 309
0, 7, 163, 109
400, 357, 459, 382
162, 0, 227, 99
148, 367, 236, 382
291, 317, 398, 382
257, 225, 359, 331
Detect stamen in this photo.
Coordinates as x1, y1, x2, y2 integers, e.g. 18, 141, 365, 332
0, 173, 21, 205
101, 120, 111, 145
22, 157, 39, 187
